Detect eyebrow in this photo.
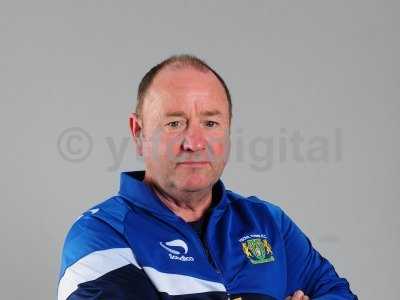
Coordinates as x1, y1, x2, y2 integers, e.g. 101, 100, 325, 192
164, 111, 186, 118
164, 110, 222, 118
200, 109, 222, 117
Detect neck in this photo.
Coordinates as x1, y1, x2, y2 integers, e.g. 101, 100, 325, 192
144, 178, 213, 222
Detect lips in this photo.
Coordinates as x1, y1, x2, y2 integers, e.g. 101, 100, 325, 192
177, 161, 209, 167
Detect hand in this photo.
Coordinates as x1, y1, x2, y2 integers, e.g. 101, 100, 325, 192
285, 290, 310, 300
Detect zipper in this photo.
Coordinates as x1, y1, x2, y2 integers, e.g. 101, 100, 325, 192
178, 218, 231, 299
203, 223, 228, 281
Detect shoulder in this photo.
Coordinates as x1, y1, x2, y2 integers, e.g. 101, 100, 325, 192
65, 196, 131, 240
59, 196, 133, 278
225, 189, 284, 215
58, 197, 143, 300
225, 189, 287, 230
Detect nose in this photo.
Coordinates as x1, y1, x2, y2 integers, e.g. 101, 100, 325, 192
182, 125, 206, 152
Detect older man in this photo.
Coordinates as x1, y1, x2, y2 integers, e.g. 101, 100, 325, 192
58, 55, 357, 300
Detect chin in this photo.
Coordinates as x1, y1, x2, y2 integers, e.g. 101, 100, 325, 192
178, 175, 213, 192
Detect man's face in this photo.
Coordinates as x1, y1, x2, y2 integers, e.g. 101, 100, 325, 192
136, 67, 231, 194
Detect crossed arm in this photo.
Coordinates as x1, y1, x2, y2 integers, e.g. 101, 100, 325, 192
276, 205, 357, 300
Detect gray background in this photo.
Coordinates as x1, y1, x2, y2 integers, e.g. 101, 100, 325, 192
1, 1, 399, 299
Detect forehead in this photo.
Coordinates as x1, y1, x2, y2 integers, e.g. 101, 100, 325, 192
144, 66, 228, 114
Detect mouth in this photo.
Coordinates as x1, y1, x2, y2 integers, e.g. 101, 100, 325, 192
177, 161, 209, 168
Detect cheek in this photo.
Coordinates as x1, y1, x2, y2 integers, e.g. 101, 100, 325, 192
208, 137, 230, 159
144, 134, 182, 160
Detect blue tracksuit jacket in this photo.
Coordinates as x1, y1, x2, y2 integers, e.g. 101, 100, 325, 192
58, 171, 357, 300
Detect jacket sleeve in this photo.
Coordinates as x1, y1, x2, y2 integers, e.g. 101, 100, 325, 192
57, 213, 159, 300
275, 207, 358, 300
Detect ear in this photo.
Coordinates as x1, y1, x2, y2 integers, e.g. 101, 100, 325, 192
129, 113, 143, 156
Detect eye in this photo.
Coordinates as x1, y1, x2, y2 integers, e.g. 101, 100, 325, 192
204, 120, 219, 128
166, 120, 184, 128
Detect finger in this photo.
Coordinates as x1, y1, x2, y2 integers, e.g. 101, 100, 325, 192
303, 296, 310, 300
292, 290, 305, 300
284, 297, 291, 300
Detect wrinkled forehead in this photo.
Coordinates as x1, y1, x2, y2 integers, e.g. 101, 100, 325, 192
143, 67, 229, 116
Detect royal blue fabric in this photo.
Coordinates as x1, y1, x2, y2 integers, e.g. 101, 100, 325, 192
58, 171, 357, 300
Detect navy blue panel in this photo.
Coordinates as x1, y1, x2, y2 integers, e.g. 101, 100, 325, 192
159, 292, 276, 300
67, 264, 159, 300
159, 292, 228, 300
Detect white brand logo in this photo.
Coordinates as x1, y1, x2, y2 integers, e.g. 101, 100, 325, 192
89, 208, 99, 215
159, 239, 194, 262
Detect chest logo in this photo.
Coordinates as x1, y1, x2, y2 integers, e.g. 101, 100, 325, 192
160, 239, 188, 255
160, 239, 194, 262
239, 234, 275, 264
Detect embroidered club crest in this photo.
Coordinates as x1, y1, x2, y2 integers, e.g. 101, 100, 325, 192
240, 236, 274, 264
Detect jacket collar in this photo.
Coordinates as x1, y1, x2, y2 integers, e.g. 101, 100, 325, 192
118, 170, 229, 221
